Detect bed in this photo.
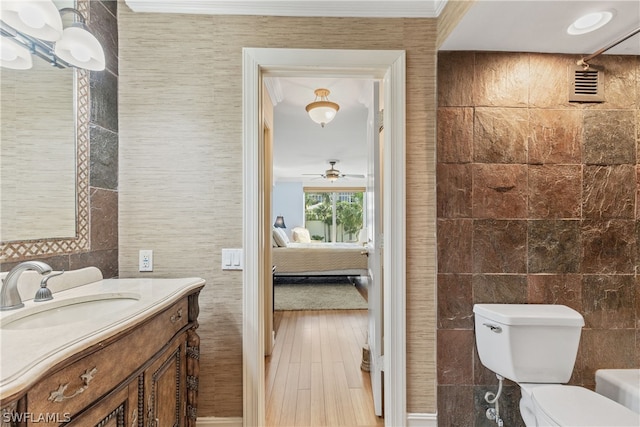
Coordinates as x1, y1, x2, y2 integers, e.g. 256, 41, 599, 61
272, 227, 368, 277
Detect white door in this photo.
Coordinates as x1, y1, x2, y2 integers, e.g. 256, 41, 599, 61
366, 81, 384, 416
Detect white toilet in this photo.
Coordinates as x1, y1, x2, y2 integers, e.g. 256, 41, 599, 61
473, 304, 640, 426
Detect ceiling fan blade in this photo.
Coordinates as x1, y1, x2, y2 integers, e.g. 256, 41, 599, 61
343, 174, 365, 178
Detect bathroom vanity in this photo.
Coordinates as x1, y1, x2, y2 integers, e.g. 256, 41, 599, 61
0, 273, 204, 427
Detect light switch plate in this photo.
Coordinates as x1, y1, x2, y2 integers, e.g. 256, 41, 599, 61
222, 248, 243, 270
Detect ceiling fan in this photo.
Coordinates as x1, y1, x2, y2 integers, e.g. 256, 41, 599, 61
303, 160, 365, 182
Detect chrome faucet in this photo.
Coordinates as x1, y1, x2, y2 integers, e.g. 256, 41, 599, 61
1, 261, 52, 310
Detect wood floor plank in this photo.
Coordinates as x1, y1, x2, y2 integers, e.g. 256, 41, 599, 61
267, 309, 383, 427
300, 318, 313, 364
350, 381, 380, 426
266, 360, 288, 426
290, 311, 304, 363
295, 388, 312, 427
310, 362, 326, 426
299, 361, 311, 390
311, 313, 322, 364
266, 312, 292, 411
337, 319, 365, 389
278, 362, 301, 426
332, 361, 358, 426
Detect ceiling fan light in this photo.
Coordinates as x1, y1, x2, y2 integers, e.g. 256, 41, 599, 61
0, 37, 33, 69
54, 25, 105, 70
325, 170, 340, 181
0, 0, 63, 41
305, 88, 339, 127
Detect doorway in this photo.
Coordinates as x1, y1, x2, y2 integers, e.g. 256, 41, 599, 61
267, 75, 375, 425
242, 48, 407, 427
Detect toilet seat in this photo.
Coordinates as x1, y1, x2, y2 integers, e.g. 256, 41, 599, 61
530, 385, 640, 426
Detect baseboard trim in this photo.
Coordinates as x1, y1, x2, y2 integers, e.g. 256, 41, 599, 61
407, 412, 438, 426
196, 417, 243, 427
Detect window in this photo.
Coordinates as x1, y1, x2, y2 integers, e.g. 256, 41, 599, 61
304, 189, 364, 243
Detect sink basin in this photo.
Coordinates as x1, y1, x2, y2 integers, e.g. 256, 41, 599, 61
0, 292, 141, 330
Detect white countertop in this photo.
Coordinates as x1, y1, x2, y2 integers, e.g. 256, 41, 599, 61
596, 369, 640, 414
0, 276, 205, 401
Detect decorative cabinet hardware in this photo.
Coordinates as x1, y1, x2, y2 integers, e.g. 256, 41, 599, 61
186, 345, 200, 360
186, 375, 199, 391
170, 308, 183, 323
48, 367, 98, 402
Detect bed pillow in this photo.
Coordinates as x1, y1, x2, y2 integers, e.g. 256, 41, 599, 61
273, 228, 289, 247
292, 227, 311, 243
278, 228, 290, 245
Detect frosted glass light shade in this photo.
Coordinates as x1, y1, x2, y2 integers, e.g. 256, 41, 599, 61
305, 88, 339, 127
0, 37, 33, 69
0, 0, 63, 41
54, 25, 105, 71
306, 102, 339, 127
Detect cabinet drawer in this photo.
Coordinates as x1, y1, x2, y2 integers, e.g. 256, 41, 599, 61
26, 298, 188, 424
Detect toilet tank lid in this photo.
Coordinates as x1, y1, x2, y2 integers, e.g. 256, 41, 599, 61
473, 304, 584, 326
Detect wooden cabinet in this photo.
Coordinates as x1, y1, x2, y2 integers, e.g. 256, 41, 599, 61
144, 337, 185, 427
0, 288, 202, 427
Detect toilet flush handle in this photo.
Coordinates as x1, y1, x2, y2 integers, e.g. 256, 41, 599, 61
483, 323, 502, 333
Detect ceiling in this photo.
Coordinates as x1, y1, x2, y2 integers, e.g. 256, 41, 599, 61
441, 0, 640, 56
267, 77, 373, 186
126, 0, 640, 186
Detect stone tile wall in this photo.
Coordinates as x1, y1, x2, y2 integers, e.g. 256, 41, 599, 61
436, 51, 639, 426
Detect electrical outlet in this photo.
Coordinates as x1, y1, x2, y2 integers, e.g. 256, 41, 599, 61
139, 250, 153, 272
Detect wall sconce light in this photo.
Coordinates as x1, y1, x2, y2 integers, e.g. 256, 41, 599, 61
0, 0, 105, 70
273, 216, 286, 229
1, 36, 32, 69
305, 88, 339, 127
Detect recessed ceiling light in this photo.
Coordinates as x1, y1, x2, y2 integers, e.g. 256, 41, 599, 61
568, 11, 613, 35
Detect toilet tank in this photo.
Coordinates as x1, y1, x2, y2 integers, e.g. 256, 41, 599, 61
473, 304, 584, 383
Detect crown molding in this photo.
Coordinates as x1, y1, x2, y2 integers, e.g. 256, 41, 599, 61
124, 0, 448, 18
263, 77, 283, 106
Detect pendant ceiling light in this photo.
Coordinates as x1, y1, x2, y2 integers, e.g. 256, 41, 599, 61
305, 88, 339, 127
0, 1, 105, 71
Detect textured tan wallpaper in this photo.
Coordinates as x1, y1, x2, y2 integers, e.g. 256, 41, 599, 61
118, 3, 438, 417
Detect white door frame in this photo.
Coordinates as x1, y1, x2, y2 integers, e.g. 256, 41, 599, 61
242, 47, 406, 427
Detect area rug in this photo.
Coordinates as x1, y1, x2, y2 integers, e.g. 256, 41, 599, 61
274, 282, 367, 310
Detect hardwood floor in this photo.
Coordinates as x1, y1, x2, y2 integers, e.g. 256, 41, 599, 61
266, 310, 384, 427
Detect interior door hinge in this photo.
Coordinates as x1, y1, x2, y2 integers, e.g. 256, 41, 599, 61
377, 109, 384, 132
